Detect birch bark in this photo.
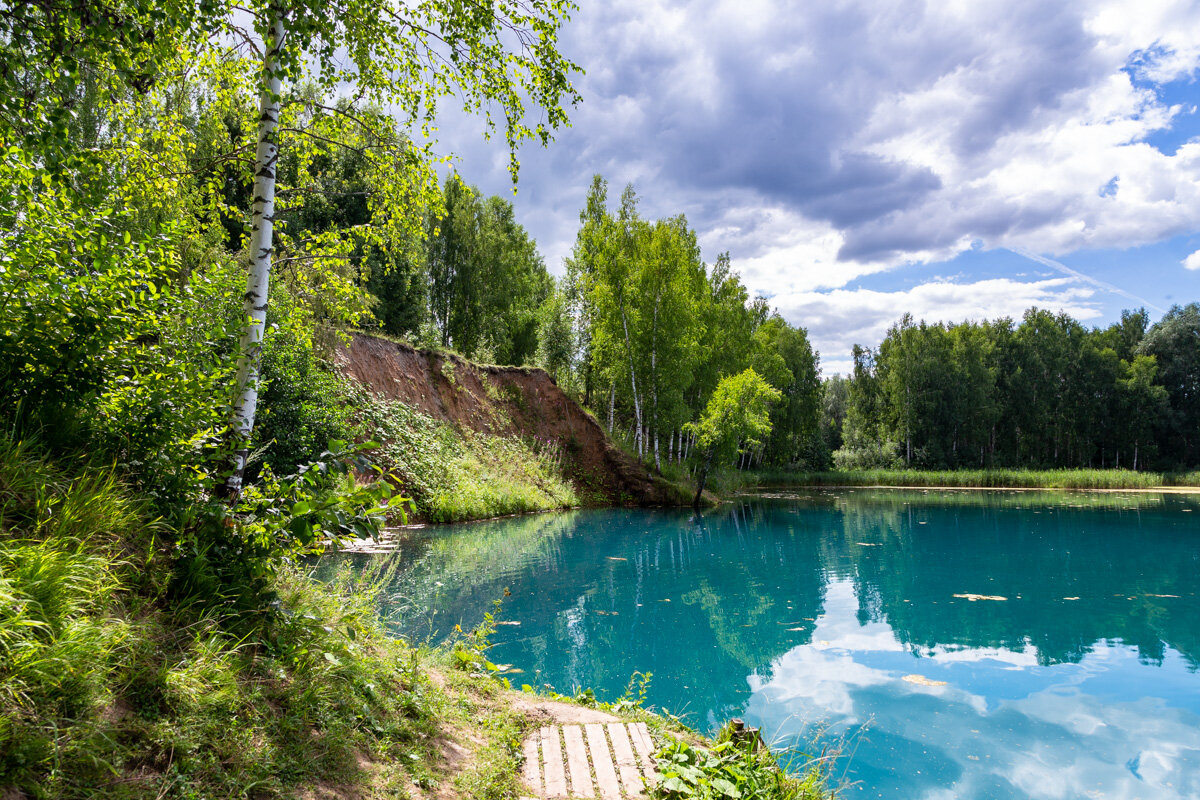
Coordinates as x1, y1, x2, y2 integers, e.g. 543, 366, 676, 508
620, 307, 643, 457
221, 5, 285, 499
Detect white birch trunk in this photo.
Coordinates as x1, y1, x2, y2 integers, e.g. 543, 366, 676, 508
651, 287, 660, 471
222, 5, 285, 499
619, 308, 643, 458
608, 383, 615, 433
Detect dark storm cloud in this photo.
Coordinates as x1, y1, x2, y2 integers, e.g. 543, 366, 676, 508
433, 0, 1200, 276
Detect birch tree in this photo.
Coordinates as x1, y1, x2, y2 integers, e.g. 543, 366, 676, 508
216, 0, 581, 497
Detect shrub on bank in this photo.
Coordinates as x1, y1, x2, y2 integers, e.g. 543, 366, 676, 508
0, 438, 434, 798
360, 394, 578, 522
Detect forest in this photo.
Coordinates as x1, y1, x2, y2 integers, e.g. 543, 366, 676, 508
1, 0, 1198, 797
827, 305, 1200, 471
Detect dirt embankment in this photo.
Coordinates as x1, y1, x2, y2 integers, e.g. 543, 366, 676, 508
336, 333, 690, 507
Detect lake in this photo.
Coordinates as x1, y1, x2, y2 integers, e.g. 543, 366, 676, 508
331, 490, 1200, 800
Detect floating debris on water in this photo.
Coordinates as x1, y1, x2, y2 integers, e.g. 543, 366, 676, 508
954, 593, 1008, 601
903, 674, 948, 687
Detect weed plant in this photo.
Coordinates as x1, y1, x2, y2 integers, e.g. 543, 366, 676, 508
0, 437, 437, 798
650, 719, 832, 800
360, 394, 577, 522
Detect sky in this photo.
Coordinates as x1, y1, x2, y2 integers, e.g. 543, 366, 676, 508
432, 0, 1200, 375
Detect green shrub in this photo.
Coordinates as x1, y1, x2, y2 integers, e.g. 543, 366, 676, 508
360, 394, 577, 522
651, 723, 831, 800
0, 438, 433, 797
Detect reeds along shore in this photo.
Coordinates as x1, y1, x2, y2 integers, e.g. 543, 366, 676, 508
742, 468, 1200, 490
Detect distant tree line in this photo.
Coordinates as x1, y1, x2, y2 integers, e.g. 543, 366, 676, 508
825, 305, 1200, 471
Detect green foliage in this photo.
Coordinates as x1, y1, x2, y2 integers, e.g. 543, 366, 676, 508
832, 305, 1200, 471
428, 176, 553, 362
652, 728, 830, 800
360, 395, 577, 522
753, 468, 1186, 490
254, 324, 357, 478
537, 282, 577, 383
688, 370, 783, 462
450, 599, 505, 678
0, 438, 434, 798
1139, 303, 1200, 466
565, 177, 823, 469
172, 442, 399, 612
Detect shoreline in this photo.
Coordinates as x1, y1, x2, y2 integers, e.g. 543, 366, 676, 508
741, 484, 1200, 494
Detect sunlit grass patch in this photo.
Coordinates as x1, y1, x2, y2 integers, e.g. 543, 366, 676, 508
361, 395, 578, 522
747, 468, 1196, 490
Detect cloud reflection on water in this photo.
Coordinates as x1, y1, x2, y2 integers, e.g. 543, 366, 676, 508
747, 580, 1200, 800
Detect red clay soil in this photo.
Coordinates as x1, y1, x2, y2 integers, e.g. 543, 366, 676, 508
335, 333, 690, 506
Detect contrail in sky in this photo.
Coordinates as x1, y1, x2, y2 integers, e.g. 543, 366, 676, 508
1006, 247, 1166, 315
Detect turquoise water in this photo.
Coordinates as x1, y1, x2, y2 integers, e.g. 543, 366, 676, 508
339, 490, 1200, 799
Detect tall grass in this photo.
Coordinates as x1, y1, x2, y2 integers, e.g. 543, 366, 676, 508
361, 395, 578, 522
745, 468, 1200, 490
0, 435, 437, 798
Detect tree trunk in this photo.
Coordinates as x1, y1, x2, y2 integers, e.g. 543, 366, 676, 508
220, 5, 285, 501
692, 447, 715, 508
608, 383, 615, 433
619, 308, 643, 457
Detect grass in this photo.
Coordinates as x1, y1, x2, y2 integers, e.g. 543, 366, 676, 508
0, 436, 443, 798
0, 431, 832, 799
360, 393, 578, 522
738, 468, 1200, 491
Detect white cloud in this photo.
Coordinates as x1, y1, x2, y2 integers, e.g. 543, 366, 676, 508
1185, 249, 1200, 270
743, 574, 1200, 800
431, 0, 1200, 359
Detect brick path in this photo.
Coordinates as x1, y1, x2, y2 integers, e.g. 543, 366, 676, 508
520, 722, 658, 799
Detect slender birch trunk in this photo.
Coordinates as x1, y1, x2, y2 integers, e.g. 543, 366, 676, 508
221, 5, 285, 500
608, 383, 615, 433
619, 307, 643, 458
651, 285, 661, 471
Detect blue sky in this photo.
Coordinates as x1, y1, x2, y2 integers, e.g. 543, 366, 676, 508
433, 0, 1200, 374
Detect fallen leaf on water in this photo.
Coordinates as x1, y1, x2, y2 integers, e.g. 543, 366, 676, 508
953, 594, 1007, 602
903, 674, 948, 687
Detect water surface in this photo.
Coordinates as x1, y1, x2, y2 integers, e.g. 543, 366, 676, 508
332, 490, 1200, 800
